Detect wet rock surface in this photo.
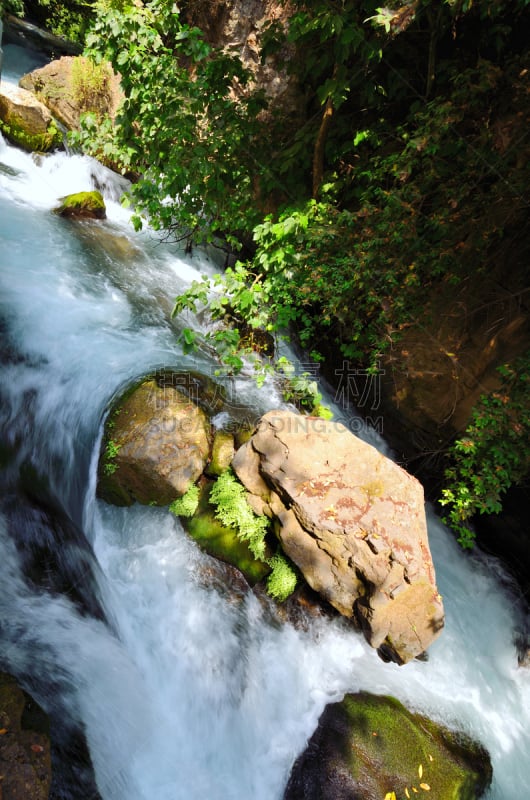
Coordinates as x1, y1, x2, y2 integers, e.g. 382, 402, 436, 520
0, 673, 51, 800
285, 692, 493, 800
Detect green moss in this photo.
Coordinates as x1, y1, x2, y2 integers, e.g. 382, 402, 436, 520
54, 191, 107, 219
205, 429, 235, 477
340, 693, 492, 800
0, 117, 62, 153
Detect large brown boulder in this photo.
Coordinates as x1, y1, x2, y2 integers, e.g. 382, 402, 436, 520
0, 673, 51, 800
0, 83, 62, 152
232, 411, 444, 663
97, 379, 211, 506
19, 56, 123, 131
285, 692, 492, 800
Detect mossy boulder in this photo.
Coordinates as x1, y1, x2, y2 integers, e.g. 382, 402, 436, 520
0, 673, 52, 800
285, 692, 493, 800
205, 430, 235, 477
53, 191, 107, 220
0, 83, 62, 152
97, 378, 211, 506
176, 481, 270, 585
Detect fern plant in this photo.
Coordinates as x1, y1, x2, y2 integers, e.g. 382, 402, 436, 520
169, 484, 200, 518
210, 469, 298, 601
266, 553, 299, 601
210, 469, 269, 561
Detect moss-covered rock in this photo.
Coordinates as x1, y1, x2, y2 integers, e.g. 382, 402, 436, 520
178, 481, 270, 585
53, 191, 106, 220
285, 692, 493, 800
205, 429, 235, 477
97, 377, 211, 506
0, 673, 51, 800
0, 83, 62, 153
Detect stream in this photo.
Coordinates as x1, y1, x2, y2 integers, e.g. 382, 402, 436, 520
1, 41, 529, 800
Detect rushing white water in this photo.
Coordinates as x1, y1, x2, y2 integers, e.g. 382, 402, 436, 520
1, 45, 529, 800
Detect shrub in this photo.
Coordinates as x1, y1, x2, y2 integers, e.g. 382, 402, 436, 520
440, 351, 530, 547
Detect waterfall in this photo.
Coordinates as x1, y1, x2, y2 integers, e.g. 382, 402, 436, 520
1, 44, 529, 800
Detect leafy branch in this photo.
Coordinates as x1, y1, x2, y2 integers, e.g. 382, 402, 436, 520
440, 351, 530, 547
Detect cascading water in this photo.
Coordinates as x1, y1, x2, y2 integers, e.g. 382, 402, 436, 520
1, 42, 529, 800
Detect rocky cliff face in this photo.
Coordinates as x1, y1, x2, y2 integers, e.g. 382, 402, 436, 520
182, 0, 302, 112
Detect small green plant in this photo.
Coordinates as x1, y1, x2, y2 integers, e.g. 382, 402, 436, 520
2, 0, 24, 16
103, 438, 121, 476
210, 469, 269, 561
277, 356, 334, 419
440, 351, 530, 547
210, 469, 298, 601
266, 552, 299, 601
169, 484, 200, 518
105, 439, 120, 459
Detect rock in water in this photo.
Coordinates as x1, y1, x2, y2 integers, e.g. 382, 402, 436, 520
284, 692, 493, 800
0, 673, 52, 800
232, 411, 444, 663
53, 191, 106, 220
0, 83, 62, 152
97, 379, 211, 506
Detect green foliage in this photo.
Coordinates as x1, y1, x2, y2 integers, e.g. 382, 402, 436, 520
169, 483, 200, 518
210, 469, 269, 561
173, 197, 418, 369
68, 113, 126, 174
2, 0, 25, 16
266, 552, 299, 602
174, 51, 527, 373
277, 357, 333, 418
24, 0, 95, 42
440, 352, 530, 547
103, 438, 120, 475
81, 0, 266, 246
209, 469, 298, 601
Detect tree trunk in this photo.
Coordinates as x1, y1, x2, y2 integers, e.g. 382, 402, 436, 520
312, 95, 334, 199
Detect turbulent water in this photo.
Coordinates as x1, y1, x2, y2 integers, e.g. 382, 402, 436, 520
1, 42, 529, 800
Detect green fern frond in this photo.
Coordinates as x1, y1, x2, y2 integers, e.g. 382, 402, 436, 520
209, 469, 298, 601
210, 469, 268, 560
266, 552, 298, 602
169, 484, 200, 517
